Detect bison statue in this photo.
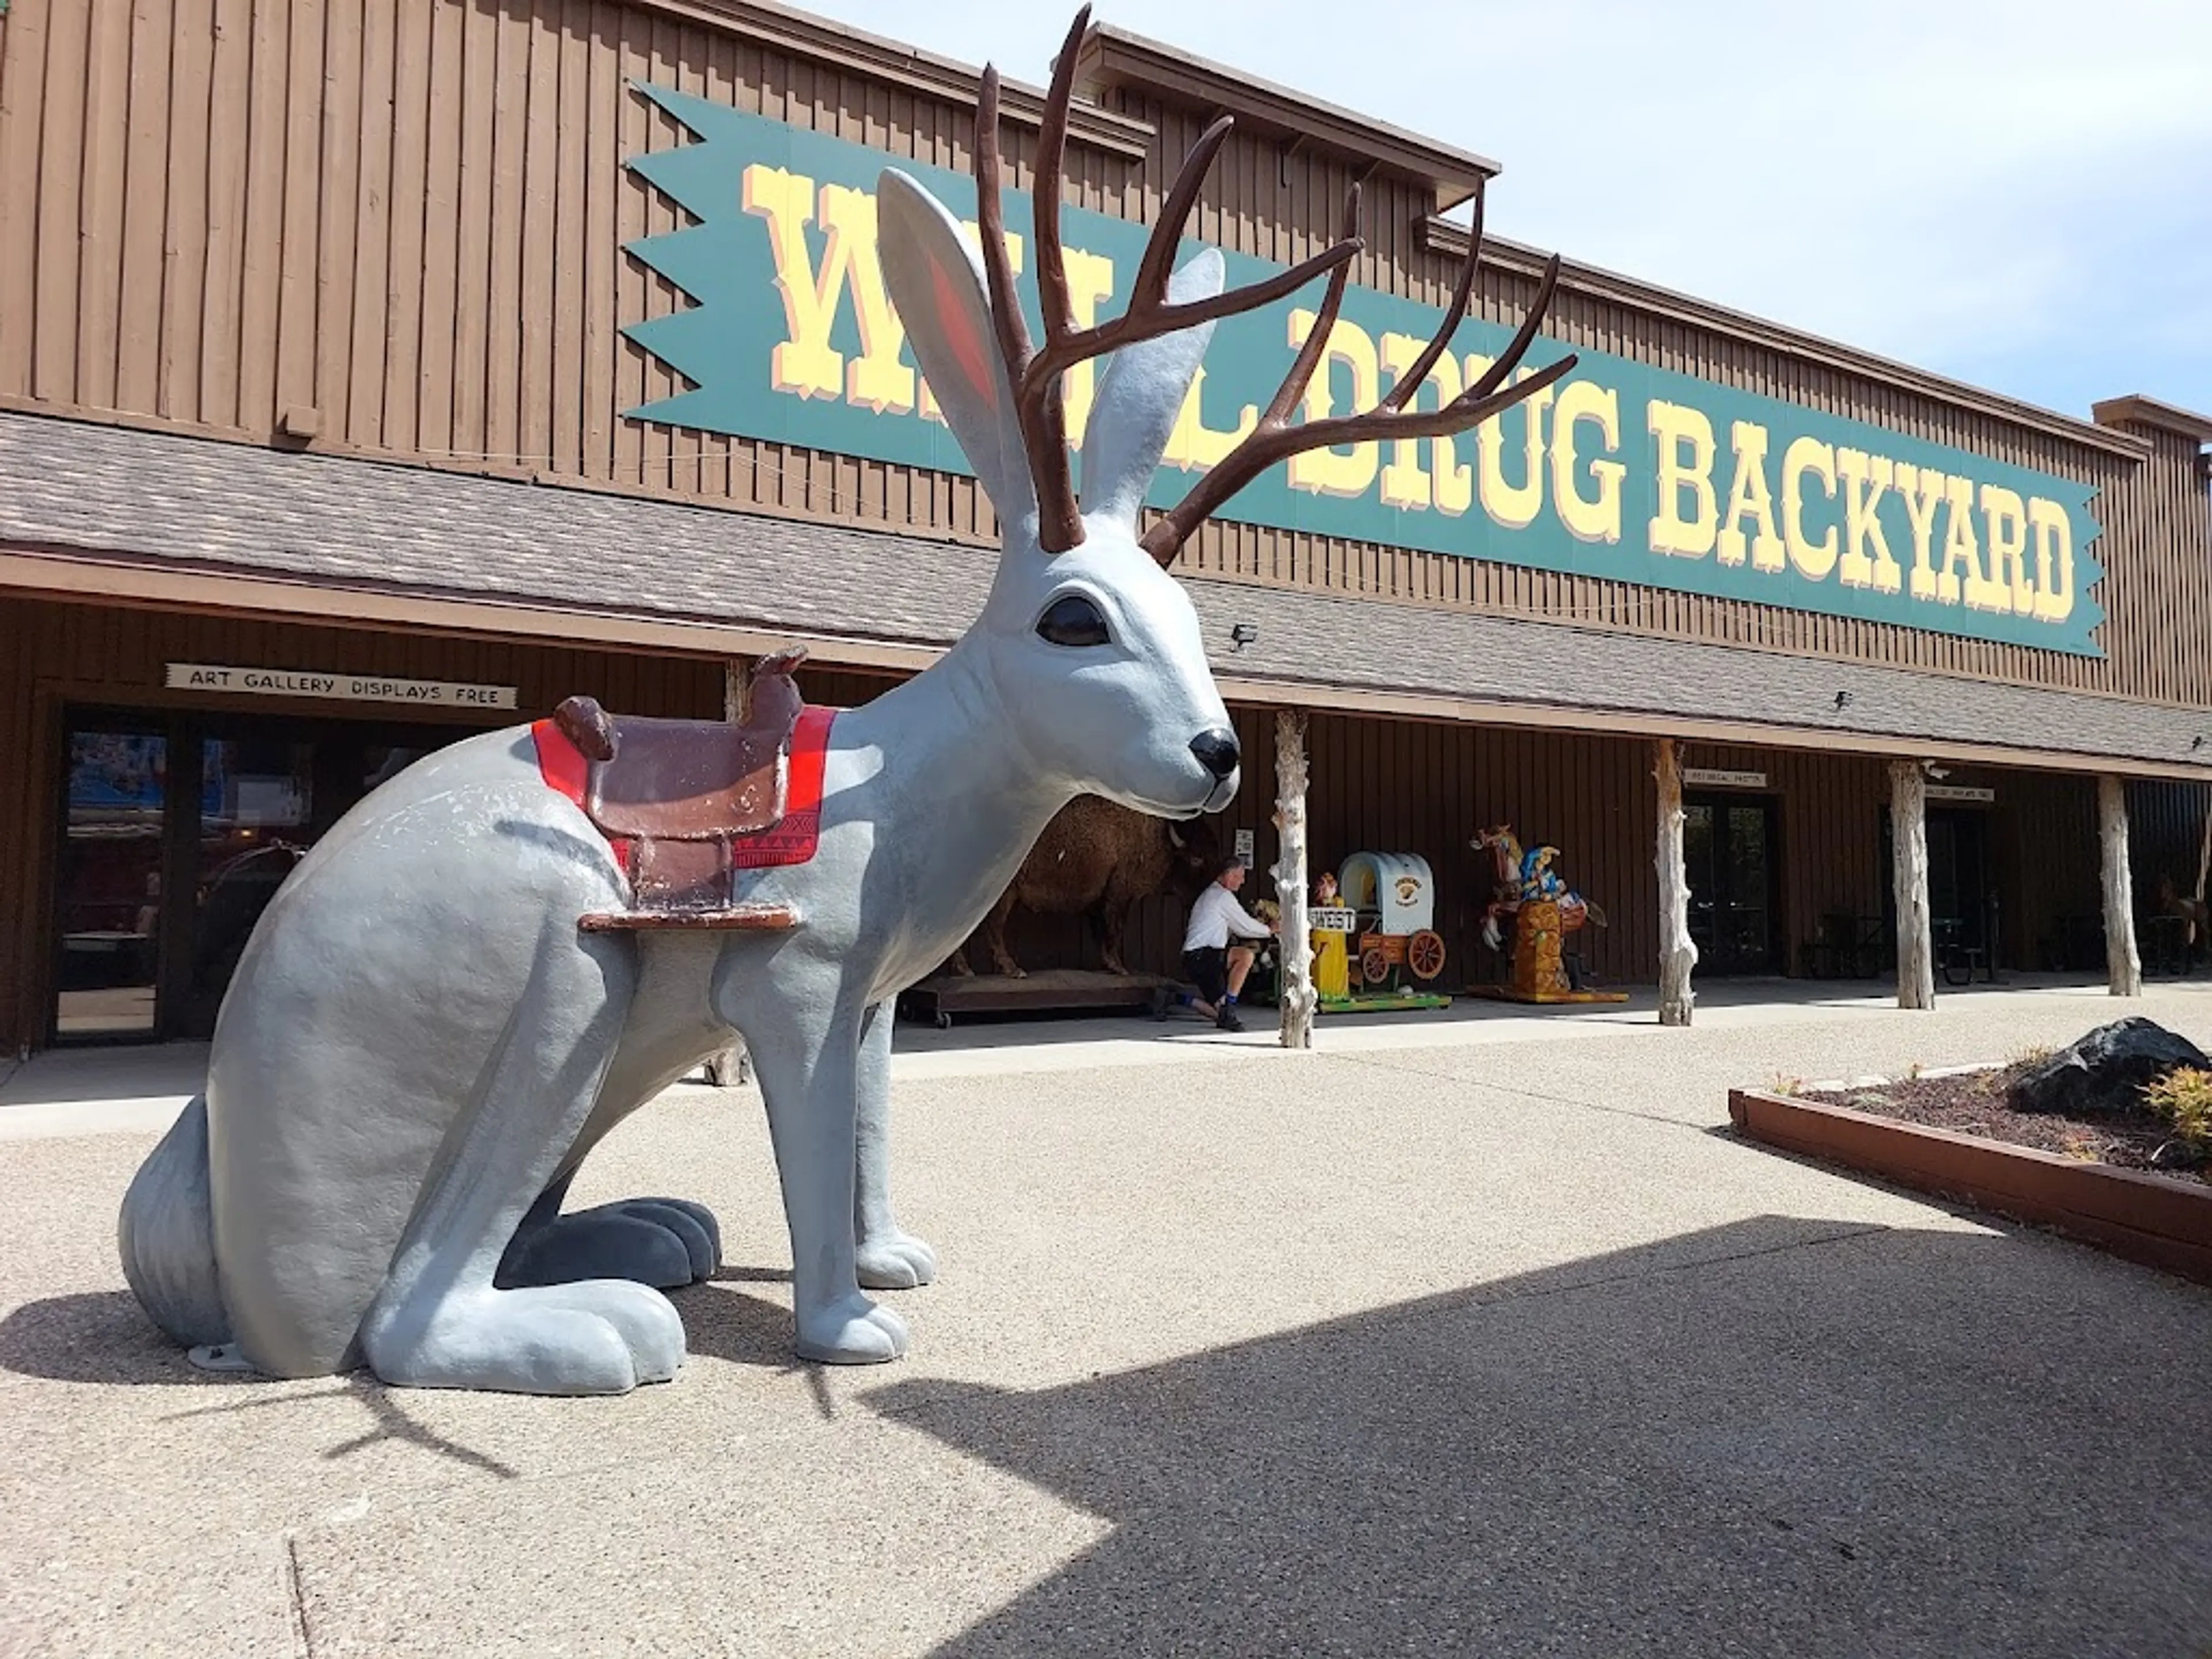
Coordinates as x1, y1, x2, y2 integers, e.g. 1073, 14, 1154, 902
948, 794, 1218, 978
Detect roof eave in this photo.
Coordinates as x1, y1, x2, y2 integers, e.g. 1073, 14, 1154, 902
1071, 23, 1498, 213
2092, 394, 2212, 446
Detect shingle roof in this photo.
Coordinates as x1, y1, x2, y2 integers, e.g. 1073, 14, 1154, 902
0, 411, 993, 647
3, 410, 2207, 778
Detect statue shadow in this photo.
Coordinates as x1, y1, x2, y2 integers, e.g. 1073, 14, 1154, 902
863, 1214, 2212, 1659
3, 1272, 807, 1384
0, 1290, 245, 1387
670, 1274, 800, 1370
2, 1255, 802, 1383
0, 1291, 524, 1476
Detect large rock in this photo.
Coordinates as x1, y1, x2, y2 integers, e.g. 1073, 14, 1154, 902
2008, 1017, 2210, 1117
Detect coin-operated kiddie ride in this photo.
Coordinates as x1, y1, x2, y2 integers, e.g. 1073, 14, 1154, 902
1310, 853, 1453, 1014
1465, 825, 1627, 1004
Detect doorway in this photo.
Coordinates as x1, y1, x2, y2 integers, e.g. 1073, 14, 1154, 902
1927, 806, 1993, 961
1876, 805, 1996, 969
50, 706, 476, 1043
1683, 794, 1782, 975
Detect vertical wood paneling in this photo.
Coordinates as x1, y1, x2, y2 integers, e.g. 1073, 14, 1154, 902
548, 0, 587, 477
234, 0, 287, 430
2127, 779, 2212, 912
158, 0, 213, 421
414, 0, 463, 451
611, 2, 648, 486
312, 0, 360, 434
0, 0, 2206, 710
196, 0, 251, 426
274, 0, 322, 417
379, 0, 431, 451
482, 0, 529, 467
115, 0, 173, 414
448, 0, 495, 458
580, 0, 617, 479
517, 0, 559, 471
343, 0, 393, 442
31, 0, 89, 401
0, 0, 48, 395
75, 0, 133, 408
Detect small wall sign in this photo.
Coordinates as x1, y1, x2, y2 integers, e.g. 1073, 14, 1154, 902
1684, 767, 1768, 789
166, 663, 518, 710
1234, 828, 1256, 867
1927, 784, 1997, 804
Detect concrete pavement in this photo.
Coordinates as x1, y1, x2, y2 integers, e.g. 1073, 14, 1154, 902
2, 979, 2209, 1657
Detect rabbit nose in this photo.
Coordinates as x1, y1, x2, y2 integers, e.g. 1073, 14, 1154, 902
1190, 728, 1240, 781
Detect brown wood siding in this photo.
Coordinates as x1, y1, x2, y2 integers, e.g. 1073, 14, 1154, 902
0, 593, 2142, 1053
1, 0, 2207, 711
1989, 771, 2101, 972
0, 591, 730, 1051
1003, 714, 2129, 991
2128, 779, 2212, 916
1003, 710, 1903, 991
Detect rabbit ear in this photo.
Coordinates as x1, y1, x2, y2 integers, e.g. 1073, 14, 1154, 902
876, 168, 1036, 529
1077, 248, 1225, 529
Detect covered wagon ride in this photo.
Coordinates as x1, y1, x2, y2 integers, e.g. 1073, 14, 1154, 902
1313, 852, 1453, 1014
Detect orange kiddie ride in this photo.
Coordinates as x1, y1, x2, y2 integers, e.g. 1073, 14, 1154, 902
1465, 825, 1626, 1004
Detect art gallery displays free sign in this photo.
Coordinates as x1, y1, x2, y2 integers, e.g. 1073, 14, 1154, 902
165, 663, 517, 709
618, 88, 2106, 658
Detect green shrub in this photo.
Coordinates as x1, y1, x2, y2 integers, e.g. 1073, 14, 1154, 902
2140, 1067, 2212, 1156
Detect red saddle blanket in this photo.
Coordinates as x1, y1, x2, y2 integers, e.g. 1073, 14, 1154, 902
533, 705, 838, 874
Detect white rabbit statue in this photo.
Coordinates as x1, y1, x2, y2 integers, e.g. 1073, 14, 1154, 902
116, 5, 1572, 1393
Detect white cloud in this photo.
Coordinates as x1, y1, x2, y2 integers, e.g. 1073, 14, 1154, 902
792, 0, 2212, 416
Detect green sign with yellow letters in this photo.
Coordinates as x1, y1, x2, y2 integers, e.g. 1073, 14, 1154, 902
623, 86, 2105, 657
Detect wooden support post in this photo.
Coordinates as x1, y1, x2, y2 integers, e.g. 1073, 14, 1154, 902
703, 657, 754, 1089
2099, 773, 2142, 998
1653, 738, 1696, 1027
1274, 710, 1316, 1050
1889, 759, 1934, 1010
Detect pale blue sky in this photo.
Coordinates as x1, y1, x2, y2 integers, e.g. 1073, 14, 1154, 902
790, 0, 2211, 425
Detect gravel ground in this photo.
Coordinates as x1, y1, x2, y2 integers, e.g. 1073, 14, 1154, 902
1807, 1060, 2212, 1185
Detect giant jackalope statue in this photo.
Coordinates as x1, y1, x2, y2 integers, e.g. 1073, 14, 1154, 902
118, 7, 1573, 1394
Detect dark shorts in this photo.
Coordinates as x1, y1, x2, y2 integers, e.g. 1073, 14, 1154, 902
1183, 946, 1228, 1004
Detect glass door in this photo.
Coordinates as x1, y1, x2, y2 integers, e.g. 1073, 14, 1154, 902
1927, 808, 1991, 957
52, 707, 471, 1043
178, 718, 457, 1039
52, 720, 172, 1038
1683, 794, 1782, 975
184, 730, 319, 1037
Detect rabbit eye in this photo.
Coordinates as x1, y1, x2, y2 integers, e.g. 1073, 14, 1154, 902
1035, 594, 1111, 648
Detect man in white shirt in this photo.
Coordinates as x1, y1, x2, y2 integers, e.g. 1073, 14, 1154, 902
1156, 856, 1277, 1032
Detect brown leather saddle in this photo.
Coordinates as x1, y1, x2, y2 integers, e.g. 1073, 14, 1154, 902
555, 647, 809, 930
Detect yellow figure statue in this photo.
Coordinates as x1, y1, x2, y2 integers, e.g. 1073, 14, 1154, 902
1310, 870, 1350, 999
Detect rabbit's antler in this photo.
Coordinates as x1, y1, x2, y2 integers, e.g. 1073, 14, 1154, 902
1139, 185, 1579, 566
975, 6, 1362, 554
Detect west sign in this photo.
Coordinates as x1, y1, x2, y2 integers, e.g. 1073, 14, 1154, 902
622, 87, 2107, 658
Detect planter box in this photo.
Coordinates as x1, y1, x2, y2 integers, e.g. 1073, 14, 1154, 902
1728, 1088, 2212, 1288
